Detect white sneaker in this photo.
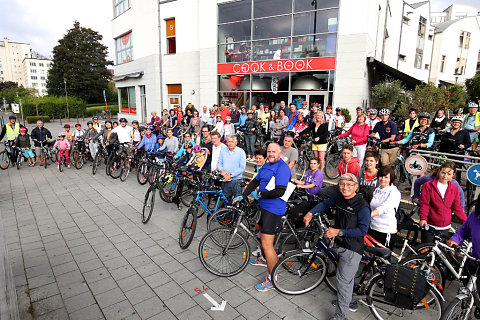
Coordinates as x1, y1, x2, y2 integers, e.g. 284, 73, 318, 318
251, 247, 262, 257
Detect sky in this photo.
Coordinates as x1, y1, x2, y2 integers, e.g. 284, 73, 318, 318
1, 0, 480, 63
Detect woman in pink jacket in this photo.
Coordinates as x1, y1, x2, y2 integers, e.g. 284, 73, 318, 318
336, 113, 369, 165
419, 162, 466, 243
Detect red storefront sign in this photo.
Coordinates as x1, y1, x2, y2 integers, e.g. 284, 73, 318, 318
121, 107, 129, 113
218, 57, 335, 74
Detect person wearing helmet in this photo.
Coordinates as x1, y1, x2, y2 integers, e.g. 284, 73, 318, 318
212, 114, 225, 138
31, 119, 53, 166
356, 106, 364, 117
439, 116, 471, 182
130, 120, 141, 148
113, 117, 133, 154
15, 127, 35, 166
137, 125, 157, 152
154, 134, 167, 153
176, 141, 194, 166
243, 110, 257, 160
0, 114, 25, 165
366, 109, 380, 131
324, 106, 335, 132
463, 102, 480, 142
53, 132, 71, 168
334, 107, 346, 130
85, 121, 98, 159
223, 116, 235, 137
370, 108, 399, 165
395, 112, 435, 150
63, 124, 73, 145
187, 145, 206, 170
92, 116, 101, 132
403, 107, 419, 134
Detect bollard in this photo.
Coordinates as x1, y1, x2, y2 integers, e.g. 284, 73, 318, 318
60, 116, 62, 126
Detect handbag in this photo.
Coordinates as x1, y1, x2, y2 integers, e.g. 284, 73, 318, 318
384, 264, 430, 310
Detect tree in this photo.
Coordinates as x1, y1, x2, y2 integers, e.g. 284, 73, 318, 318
442, 84, 467, 111
371, 80, 405, 111
408, 82, 445, 115
0, 81, 20, 91
47, 21, 113, 104
465, 71, 480, 103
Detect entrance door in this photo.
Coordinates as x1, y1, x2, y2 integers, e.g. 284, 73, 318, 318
168, 95, 181, 110
288, 92, 328, 110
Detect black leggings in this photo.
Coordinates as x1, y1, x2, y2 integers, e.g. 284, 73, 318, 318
368, 228, 397, 250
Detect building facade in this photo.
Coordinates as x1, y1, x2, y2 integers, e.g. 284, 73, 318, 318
0, 38, 31, 85
111, 0, 480, 122
23, 53, 52, 96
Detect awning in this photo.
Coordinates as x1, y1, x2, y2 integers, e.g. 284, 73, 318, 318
367, 57, 422, 90
113, 71, 144, 81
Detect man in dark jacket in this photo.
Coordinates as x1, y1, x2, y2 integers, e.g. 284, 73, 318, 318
229, 103, 240, 125
30, 119, 52, 166
304, 173, 370, 319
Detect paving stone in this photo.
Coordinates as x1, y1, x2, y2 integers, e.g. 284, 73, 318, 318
83, 266, 111, 284
35, 307, 69, 320
153, 281, 184, 301
69, 303, 104, 320
169, 268, 196, 285
124, 284, 156, 305
29, 282, 60, 302
133, 296, 166, 319
117, 273, 145, 292
164, 292, 196, 315
236, 298, 270, 320
110, 264, 137, 281
89, 276, 119, 295
102, 299, 137, 320
63, 290, 96, 313
58, 280, 90, 300
96, 287, 127, 308
142, 271, 171, 288
31, 294, 64, 316
221, 287, 252, 308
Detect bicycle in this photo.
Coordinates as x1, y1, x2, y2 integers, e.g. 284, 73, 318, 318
120, 147, 140, 182
441, 246, 480, 320
34, 138, 55, 169
293, 136, 313, 180
391, 145, 413, 185
0, 141, 12, 169
92, 139, 108, 175
56, 149, 69, 172
71, 138, 89, 169
324, 135, 350, 179
107, 142, 130, 179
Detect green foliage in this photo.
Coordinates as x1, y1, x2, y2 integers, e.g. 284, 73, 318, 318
442, 84, 467, 111
47, 21, 113, 104
85, 104, 119, 117
341, 108, 351, 123
26, 116, 51, 123
371, 80, 405, 111
0, 86, 36, 105
407, 82, 445, 115
465, 71, 480, 103
21, 95, 86, 118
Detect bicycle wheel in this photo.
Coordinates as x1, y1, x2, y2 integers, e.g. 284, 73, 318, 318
73, 151, 82, 169
159, 173, 177, 203
207, 207, 238, 231
16, 153, 21, 170
296, 155, 308, 180
198, 227, 250, 277
120, 159, 131, 182
137, 162, 148, 185
0, 151, 9, 170
92, 153, 101, 175
49, 150, 58, 163
441, 296, 473, 320
109, 156, 122, 179
142, 186, 155, 224
277, 228, 322, 255
402, 255, 445, 289
42, 150, 48, 169
147, 166, 159, 184
180, 184, 198, 207
179, 207, 198, 249
324, 154, 340, 179
58, 157, 64, 172
366, 273, 443, 320
271, 249, 327, 295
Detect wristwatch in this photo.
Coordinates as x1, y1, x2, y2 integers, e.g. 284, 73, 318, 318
338, 230, 344, 237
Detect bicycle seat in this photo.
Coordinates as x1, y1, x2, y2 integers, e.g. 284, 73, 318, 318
364, 246, 391, 259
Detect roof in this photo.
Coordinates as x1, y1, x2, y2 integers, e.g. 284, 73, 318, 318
113, 71, 144, 81
367, 57, 422, 91
434, 18, 461, 33
408, 1, 429, 9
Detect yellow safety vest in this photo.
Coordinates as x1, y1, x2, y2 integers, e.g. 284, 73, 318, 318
5, 122, 20, 141
403, 118, 419, 134
464, 112, 480, 127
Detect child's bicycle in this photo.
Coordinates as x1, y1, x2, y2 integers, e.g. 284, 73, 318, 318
56, 149, 69, 172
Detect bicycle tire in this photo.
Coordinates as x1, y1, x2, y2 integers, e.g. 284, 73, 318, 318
440, 296, 472, 320
59, 158, 64, 172
296, 155, 308, 180
180, 185, 197, 207
365, 272, 443, 320
109, 156, 122, 179
277, 228, 322, 256
147, 166, 159, 184
402, 255, 445, 289
198, 227, 250, 277
0, 150, 9, 170
271, 249, 327, 295
120, 159, 131, 182
49, 150, 58, 163
92, 153, 101, 175
179, 207, 198, 249
42, 151, 48, 169
324, 154, 340, 179
72, 151, 81, 169
142, 187, 155, 224
207, 207, 238, 231
159, 173, 177, 203
137, 162, 148, 185
16, 154, 21, 170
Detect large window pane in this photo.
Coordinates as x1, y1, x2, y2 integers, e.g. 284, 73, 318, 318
219, 74, 251, 91
254, 0, 292, 18
290, 71, 329, 91
254, 73, 289, 91
293, 9, 338, 35
294, 0, 339, 12
291, 33, 336, 58
218, 21, 251, 43
218, 43, 251, 63
252, 92, 289, 107
219, 0, 252, 23
254, 16, 292, 39
253, 38, 291, 61
219, 91, 249, 107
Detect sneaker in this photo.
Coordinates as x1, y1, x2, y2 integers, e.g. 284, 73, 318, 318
331, 300, 358, 313
255, 276, 276, 292
67, 164, 71, 168
57, 163, 60, 169
249, 257, 267, 267
251, 247, 262, 257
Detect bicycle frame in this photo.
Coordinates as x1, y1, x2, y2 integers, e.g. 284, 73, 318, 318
195, 190, 229, 215
425, 241, 473, 281
363, 234, 417, 263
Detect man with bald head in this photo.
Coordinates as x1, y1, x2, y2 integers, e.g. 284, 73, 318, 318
242, 142, 291, 291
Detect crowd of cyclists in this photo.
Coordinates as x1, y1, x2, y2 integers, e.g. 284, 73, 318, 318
2, 99, 480, 320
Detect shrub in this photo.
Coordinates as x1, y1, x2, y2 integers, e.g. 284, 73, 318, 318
21, 95, 86, 118
26, 116, 51, 123
341, 108, 351, 123
85, 105, 119, 117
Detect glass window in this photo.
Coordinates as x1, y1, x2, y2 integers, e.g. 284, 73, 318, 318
219, 91, 249, 107
219, 0, 252, 23
119, 86, 136, 113
254, 73, 289, 91
294, 0, 339, 12
114, 0, 130, 18
293, 9, 338, 35
291, 33, 336, 58
252, 38, 291, 61
329, 70, 335, 91
39, 63, 44, 67
254, 16, 292, 40
219, 74, 251, 91
30, 62, 36, 66
31, 76, 37, 80
116, 32, 133, 64
254, 0, 292, 18
218, 42, 251, 63
290, 71, 329, 91
218, 21, 251, 43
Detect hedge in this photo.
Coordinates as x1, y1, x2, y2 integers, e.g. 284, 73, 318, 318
21, 95, 86, 119
85, 105, 119, 117
26, 116, 51, 123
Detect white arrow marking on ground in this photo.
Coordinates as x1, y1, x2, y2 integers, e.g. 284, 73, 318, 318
203, 293, 227, 311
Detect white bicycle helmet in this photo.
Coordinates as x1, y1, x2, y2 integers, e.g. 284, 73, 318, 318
451, 116, 464, 123
369, 108, 378, 114
378, 109, 390, 116
468, 102, 479, 109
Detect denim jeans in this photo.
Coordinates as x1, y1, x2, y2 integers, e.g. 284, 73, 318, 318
245, 134, 256, 157
223, 180, 242, 204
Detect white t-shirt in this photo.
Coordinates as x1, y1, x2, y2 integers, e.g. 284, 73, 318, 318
211, 143, 226, 171
132, 129, 141, 142
113, 125, 133, 143
437, 181, 448, 200
325, 113, 336, 131
366, 117, 380, 130
335, 114, 345, 128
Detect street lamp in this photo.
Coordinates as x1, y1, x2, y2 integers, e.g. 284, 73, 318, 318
64, 78, 70, 119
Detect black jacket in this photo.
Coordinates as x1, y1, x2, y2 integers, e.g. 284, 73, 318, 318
439, 128, 471, 154
299, 122, 328, 144
30, 126, 52, 147
430, 117, 447, 131
230, 109, 240, 124
243, 118, 257, 135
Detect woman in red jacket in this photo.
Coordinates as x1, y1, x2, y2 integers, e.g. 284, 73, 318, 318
419, 162, 467, 243
336, 113, 369, 165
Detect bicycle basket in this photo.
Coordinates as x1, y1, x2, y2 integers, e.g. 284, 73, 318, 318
383, 264, 429, 310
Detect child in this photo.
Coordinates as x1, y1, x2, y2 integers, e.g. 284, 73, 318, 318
137, 125, 157, 152
53, 132, 71, 168
15, 127, 35, 166
269, 115, 283, 142
177, 142, 193, 166
223, 116, 235, 137
187, 145, 206, 170
64, 124, 73, 146
72, 123, 85, 153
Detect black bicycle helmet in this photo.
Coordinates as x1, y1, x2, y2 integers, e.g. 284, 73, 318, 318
119, 118, 128, 123
87, 121, 93, 125
8, 114, 16, 119
132, 120, 139, 125
418, 112, 430, 119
